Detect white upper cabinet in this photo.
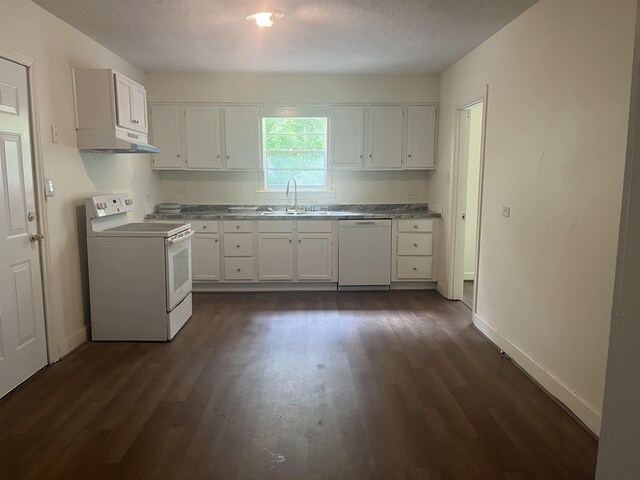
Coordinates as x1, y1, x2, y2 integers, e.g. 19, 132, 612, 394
185, 106, 222, 169
367, 106, 404, 169
224, 106, 260, 170
114, 73, 147, 133
150, 105, 183, 169
329, 106, 365, 169
405, 105, 437, 169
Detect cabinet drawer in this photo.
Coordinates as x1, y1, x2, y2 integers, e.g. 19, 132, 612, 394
397, 257, 433, 279
223, 234, 254, 256
257, 221, 293, 233
190, 220, 219, 233
397, 233, 433, 256
397, 219, 434, 233
224, 257, 255, 280
297, 221, 333, 233
223, 220, 253, 233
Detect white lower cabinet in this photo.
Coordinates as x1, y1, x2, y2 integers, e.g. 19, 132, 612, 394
190, 221, 220, 281
192, 233, 220, 281
163, 217, 437, 288
297, 234, 333, 281
392, 219, 435, 281
257, 234, 294, 281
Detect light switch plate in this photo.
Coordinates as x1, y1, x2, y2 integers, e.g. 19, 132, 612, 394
44, 177, 55, 197
51, 124, 59, 143
502, 206, 511, 218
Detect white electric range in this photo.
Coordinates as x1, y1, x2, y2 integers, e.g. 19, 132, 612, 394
86, 193, 193, 341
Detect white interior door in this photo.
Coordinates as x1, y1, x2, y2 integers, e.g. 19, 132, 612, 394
0, 57, 48, 398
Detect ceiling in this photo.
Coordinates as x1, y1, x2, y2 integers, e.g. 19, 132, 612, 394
34, 0, 537, 74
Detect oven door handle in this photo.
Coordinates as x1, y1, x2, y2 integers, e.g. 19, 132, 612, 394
166, 230, 195, 245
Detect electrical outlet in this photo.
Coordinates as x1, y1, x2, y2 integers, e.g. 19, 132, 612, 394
408, 192, 417, 199
502, 206, 511, 218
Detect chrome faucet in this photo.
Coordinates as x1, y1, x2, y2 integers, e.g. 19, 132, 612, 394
285, 177, 299, 212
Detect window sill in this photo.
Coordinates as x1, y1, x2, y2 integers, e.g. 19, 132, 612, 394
255, 189, 336, 200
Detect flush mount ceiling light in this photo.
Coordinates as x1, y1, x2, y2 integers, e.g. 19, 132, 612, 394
246, 10, 284, 28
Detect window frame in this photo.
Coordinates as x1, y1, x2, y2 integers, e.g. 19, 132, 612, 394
260, 105, 331, 192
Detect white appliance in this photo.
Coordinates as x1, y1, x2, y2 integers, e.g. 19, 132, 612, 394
338, 219, 392, 290
86, 193, 193, 341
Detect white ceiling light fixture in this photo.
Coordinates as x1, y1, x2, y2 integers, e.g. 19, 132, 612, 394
246, 10, 284, 28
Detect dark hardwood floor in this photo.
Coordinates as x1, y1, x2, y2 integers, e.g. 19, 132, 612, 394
0, 291, 597, 479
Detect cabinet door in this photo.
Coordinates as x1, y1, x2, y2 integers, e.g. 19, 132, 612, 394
130, 83, 148, 133
192, 234, 220, 281
185, 106, 222, 170
405, 105, 436, 169
257, 234, 294, 281
224, 106, 260, 170
368, 106, 404, 169
150, 105, 184, 169
114, 73, 134, 130
297, 233, 332, 281
329, 106, 364, 169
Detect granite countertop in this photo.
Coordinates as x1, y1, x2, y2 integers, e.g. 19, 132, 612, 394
145, 203, 442, 221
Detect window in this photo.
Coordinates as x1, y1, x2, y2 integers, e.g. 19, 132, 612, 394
262, 116, 328, 190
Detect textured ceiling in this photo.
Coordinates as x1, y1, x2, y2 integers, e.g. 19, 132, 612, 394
33, 0, 537, 74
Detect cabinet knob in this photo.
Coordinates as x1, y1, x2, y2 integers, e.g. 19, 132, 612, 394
237, 268, 241, 272
360, 155, 363, 158
176, 154, 181, 158
236, 245, 240, 248
215, 239, 218, 242
289, 239, 292, 243
227, 155, 230, 159
236, 225, 240, 229
414, 243, 418, 247
298, 239, 301, 243
414, 225, 418, 229
369, 154, 372, 158
203, 225, 207, 229
408, 154, 412, 158
217, 155, 221, 158
413, 267, 417, 271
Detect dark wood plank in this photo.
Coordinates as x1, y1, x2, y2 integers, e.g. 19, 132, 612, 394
0, 290, 598, 479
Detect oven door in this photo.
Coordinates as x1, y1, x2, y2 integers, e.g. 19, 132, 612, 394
165, 230, 194, 311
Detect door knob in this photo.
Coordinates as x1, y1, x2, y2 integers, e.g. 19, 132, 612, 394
30, 233, 44, 243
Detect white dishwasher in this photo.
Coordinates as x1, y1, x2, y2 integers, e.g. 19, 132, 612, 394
338, 219, 392, 290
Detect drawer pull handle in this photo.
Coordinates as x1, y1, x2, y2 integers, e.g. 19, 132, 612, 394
203, 225, 207, 229
236, 225, 240, 229
414, 225, 418, 229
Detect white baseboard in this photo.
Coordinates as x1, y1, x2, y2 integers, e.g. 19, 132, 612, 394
58, 325, 89, 358
472, 312, 602, 436
436, 281, 450, 299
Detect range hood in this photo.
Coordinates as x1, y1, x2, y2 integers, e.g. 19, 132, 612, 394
76, 129, 160, 154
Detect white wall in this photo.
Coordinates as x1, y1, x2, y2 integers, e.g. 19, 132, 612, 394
0, 0, 162, 357
146, 73, 439, 205
463, 104, 483, 278
429, 0, 636, 434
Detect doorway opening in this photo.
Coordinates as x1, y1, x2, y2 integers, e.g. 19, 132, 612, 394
453, 100, 485, 309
